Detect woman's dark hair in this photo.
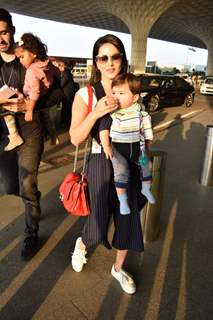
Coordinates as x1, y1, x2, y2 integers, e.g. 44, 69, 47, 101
16, 33, 48, 61
90, 34, 128, 85
112, 73, 142, 94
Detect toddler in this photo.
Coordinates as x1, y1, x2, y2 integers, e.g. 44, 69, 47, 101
99, 73, 155, 215
2, 32, 60, 151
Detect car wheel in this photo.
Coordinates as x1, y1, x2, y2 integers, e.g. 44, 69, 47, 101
185, 93, 194, 108
148, 95, 159, 112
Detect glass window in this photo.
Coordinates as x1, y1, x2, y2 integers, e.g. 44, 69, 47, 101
176, 77, 189, 88
165, 79, 175, 88
205, 78, 213, 84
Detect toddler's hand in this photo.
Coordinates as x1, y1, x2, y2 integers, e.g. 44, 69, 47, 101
24, 110, 33, 122
103, 145, 113, 160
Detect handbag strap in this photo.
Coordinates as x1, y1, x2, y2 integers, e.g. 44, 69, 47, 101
87, 84, 93, 113
73, 84, 93, 175
73, 138, 90, 174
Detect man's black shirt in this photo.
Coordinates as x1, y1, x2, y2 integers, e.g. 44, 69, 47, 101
0, 56, 42, 141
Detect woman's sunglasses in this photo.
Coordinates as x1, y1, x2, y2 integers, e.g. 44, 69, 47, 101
95, 53, 123, 64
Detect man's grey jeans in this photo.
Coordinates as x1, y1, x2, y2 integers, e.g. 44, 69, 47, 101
17, 135, 44, 237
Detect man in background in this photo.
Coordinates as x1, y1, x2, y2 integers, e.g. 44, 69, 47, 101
56, 60, 77, 127
0, 8, 44, 260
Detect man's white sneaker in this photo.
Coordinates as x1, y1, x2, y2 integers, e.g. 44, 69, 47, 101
71, 237, 87, 272
111, 265, 136, 295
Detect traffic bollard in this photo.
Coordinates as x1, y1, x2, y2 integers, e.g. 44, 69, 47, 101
200, 125, 213, 186
141, 150, 167, 243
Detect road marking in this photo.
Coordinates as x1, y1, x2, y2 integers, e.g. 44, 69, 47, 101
153, 108, 204, 132
175, 243, 187, 320
0, 216, 75, 311
39, 161, 54, 173
0, 235, 22, 262
143, 201, 178, 320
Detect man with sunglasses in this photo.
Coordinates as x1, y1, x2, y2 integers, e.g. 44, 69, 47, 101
0, 8, 44, 260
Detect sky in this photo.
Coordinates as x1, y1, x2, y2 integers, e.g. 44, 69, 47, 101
11, 12, 208, 67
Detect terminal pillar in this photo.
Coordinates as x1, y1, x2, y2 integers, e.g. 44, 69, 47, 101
206, 41, 213, 76
107, 0, 176, 74
130, 28, 149, 74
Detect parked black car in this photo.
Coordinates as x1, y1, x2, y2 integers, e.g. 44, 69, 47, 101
136, 74, 195, 112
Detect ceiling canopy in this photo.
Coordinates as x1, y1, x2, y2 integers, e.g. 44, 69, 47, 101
1, 0, 212, 49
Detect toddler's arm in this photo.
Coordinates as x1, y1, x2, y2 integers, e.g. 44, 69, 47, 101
24, 99, 36, 122
24, 68, 41, 121
100, 129, 113, 160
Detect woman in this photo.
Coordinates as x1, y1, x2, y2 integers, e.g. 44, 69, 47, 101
69, 34, 146, 295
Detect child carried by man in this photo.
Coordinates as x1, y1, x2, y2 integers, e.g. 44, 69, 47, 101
1, 32, 60, 151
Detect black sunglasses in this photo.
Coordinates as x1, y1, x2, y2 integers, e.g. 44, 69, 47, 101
95, 53, 123, 64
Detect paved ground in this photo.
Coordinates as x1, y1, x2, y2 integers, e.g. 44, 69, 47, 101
0, 91, 213, 320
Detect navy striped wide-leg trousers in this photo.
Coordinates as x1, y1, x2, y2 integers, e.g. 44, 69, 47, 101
82, 151, 145, 252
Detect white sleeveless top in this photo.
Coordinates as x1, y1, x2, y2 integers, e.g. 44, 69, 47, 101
77, 87, 97, 110
77, 87, 102, 154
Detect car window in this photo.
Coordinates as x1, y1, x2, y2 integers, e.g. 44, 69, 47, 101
205, 78, 213, 84
161, 79, 167, 86
176, 77, 189, 88
149, 78, 160, 87
164, 79, 175, 88
139, 76, 169, 89
140, 77, 150, 87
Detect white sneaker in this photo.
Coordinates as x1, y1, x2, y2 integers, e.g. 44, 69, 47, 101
71, 237, 87, 272
111, 265, 136, 294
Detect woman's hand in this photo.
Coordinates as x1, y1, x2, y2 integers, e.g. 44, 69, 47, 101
93, 96, 119, 120
70, 93, 119, 146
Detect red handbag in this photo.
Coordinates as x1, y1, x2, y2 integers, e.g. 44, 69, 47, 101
59, 171, 90, 216
59, 85, 93, 216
